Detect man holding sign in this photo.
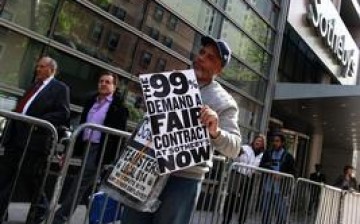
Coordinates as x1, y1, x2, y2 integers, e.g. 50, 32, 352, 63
122, 36, 241, 224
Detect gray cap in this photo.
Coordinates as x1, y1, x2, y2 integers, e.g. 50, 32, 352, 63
201, 36, 232, 67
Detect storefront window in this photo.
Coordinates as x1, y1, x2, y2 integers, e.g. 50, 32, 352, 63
248, 0, 279, 26
0, 0, 58, 36
0, 27, 43, 89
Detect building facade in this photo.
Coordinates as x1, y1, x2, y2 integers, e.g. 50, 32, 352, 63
271, 0, 360, 180
0, 0, 288, 143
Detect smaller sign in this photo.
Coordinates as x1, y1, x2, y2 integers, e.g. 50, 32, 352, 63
140, 69, 212, 175
107, 119, 158, 202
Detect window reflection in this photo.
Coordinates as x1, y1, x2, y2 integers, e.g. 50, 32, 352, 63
223, 59, 267, 100
0, 27, 43, 89
141, 2, 197, 58
221, 20, 270, 75
89, 0, 147, 28
0, 0, 58, 35
131, 39, 188, 75
54, 0, 138, 72
127, 81, 144, 122
223, 0, 275, 50
224, 86, 261, 129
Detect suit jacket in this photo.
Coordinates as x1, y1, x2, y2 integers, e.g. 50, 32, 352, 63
74, 92, 129, 165
4, 78, 70, 154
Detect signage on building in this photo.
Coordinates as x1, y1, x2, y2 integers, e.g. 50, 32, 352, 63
307, 0, 358, 78
288, 0, 359, 85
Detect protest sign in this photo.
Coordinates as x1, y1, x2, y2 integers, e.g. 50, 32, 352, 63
107, 118, 159, 202
140, 69, 211, 175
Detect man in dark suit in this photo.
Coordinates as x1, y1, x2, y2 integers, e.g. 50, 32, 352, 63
53, 71, 128, 224
310, 164, 326, 183
0, 56, 70, 224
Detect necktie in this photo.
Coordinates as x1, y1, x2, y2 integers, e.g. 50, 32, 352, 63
15, 81, 43, 113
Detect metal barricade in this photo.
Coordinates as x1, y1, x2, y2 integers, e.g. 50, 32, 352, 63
290, 178, 325, 224
46, 123, 131, 224
221, 163, 296, 224
190, 155, 228, 224
341, 191, 360, 224
0, 109, 58, 223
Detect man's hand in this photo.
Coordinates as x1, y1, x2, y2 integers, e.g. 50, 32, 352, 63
200, 105, 220, 139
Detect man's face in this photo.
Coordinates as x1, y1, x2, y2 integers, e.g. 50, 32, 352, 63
272, 136, 283, 150
98, 74, 116, 97
193, 44, 222, 84
35, 58, 54, 81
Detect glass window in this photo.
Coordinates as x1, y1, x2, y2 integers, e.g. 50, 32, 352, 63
224, 86, 262, 129
222, 59, 267, 100
248, 0, 279, 26
154, 5, 165, 22
89, 0, 146, 29
111, 6, 127, 21
126, 81, 145, 122
0, 0, 58, 36
220, 20, 271, 75
131, 39, 188, 75
141, 2, 198, 58
140, 51, 152, 69
155, 58, 167, 72
223, 0, 275, 50
107, 32, 120, 51
159, 0, 222, 37
54, 0, 138, 72
0, 27, 43, 89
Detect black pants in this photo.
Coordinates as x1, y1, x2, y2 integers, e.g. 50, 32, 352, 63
53, 144, 100, 224
223, 172, 253, 224
0, 150, 49, 224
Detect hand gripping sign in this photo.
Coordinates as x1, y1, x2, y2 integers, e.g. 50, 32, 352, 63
139, 69, 212, 175
101, 118, 169, 212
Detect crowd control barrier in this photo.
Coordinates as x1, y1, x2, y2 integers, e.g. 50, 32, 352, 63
341, 190, 360, 224
189, 155, 227, 224
0, 109, 58, 223
289, 178, 344, 224
46, 123, 130, 224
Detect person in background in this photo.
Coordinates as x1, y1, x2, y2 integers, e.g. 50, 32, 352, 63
334, 165, 358, 191
260, 132, 295, 224
53, 71, 128, 224
122, 36, 242, 224
0, 56, 70, 224
310, 164, 326, 183
223, 135, 265, 224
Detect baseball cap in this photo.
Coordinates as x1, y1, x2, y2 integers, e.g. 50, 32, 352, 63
201, 36, 232, 67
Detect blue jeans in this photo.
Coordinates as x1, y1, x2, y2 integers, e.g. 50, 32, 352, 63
122, 175, 202, 224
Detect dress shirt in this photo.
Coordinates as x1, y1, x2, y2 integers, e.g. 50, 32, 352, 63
83, 94, 113, 143
22, 76, 54, 114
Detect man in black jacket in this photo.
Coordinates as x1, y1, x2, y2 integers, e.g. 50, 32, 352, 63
53, 71, 128, 224
260, 132, 295, 224
0, 56, 70, 224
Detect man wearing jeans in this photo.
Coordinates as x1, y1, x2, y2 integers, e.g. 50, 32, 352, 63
122, 36, 242, 224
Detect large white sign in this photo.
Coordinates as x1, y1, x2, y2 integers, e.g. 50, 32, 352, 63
140, 70, 211, 175
288, 0, 359, 85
